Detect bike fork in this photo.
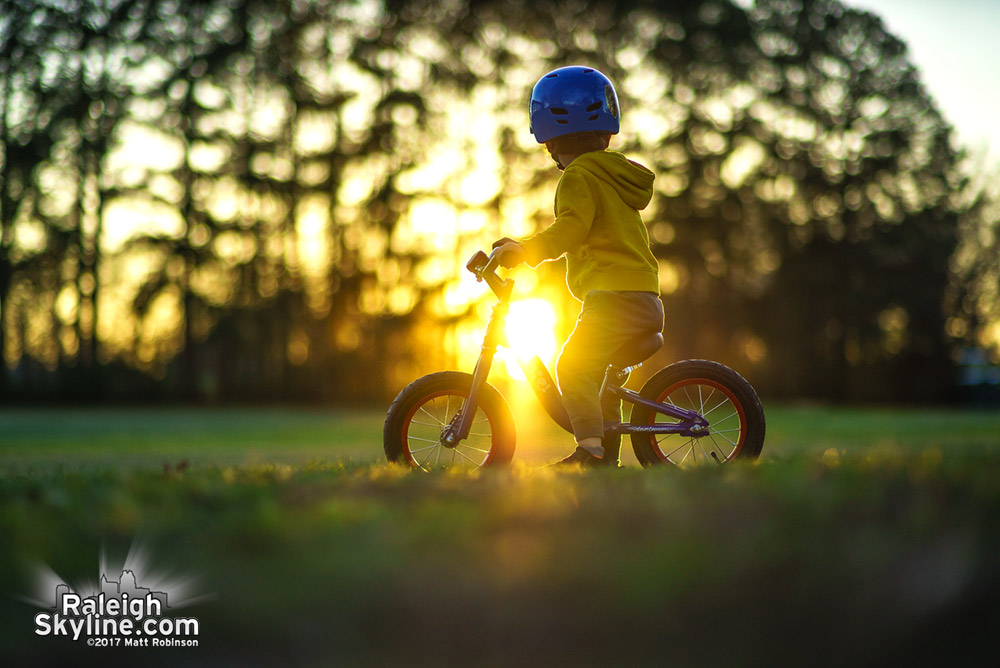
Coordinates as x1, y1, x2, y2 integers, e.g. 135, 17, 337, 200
442, 300, 507, 446
443, 345, 496, 446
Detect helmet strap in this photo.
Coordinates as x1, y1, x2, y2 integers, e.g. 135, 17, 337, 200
545, 141, 566, 171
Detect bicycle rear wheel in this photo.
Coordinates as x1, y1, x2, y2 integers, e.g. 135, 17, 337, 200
629, 360, 765, 468
384, 371, 516, 470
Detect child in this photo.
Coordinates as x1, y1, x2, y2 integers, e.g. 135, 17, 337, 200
493, 65, 663, 467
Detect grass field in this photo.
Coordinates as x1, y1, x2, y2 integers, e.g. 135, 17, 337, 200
2, 402, 1000, 666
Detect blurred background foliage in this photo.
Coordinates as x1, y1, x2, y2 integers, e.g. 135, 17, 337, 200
1, 0, 997, 404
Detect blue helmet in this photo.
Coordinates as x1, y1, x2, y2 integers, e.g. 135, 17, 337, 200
529, 66, 620, 143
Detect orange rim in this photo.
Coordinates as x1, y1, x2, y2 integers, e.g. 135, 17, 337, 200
648, 378, 747, 464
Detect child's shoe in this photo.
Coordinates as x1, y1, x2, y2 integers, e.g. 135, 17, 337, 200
555, 446, 617, 467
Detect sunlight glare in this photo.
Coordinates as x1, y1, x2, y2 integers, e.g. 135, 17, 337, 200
407, 197, 458, 251
501, 299, 557, 380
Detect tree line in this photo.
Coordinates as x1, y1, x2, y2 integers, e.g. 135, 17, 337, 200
1, 0, 996, 403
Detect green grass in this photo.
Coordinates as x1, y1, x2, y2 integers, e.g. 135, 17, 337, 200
0, 407, 380, 470
2, 403, 999, 666
3, 402, 998, 468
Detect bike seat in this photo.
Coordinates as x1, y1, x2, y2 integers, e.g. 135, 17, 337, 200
610, 332, 663, 368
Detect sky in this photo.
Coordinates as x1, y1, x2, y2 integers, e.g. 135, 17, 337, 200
840, 0, 1000, 173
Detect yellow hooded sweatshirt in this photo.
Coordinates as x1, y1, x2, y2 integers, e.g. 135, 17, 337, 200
520, 150, 659, 301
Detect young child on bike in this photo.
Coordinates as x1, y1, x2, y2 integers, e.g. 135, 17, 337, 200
493, 65, 663, 467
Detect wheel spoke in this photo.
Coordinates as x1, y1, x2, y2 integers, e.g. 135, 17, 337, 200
415, 447, 436, 469
408, 437, 443, 446
664, 438, 693, 460
701, 386, 717, 411
695, 435, 712, 462
682, 385, 695, 410
707, 408, 739, 425
708, 432, 733, 459
457, 442, 491, 453
417, 406, 447, 426
701, 397, 731, 419
709, 429, 739, 447
453, 446, 483, 466
410, 419, 444, 428
703, 432, 727, 462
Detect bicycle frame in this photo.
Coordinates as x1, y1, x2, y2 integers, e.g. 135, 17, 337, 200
441, 251, 711, 448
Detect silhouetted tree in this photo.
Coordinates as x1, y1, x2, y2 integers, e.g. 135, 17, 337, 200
0, 0, 983, 402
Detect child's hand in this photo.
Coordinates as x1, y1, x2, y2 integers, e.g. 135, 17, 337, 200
491, 237, 518, 250
492, 240, 526, 268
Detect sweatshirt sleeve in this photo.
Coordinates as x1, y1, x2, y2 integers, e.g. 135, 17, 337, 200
520, 169, 595, 267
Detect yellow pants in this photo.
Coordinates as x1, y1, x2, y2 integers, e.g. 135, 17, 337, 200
556, 291, 664, 451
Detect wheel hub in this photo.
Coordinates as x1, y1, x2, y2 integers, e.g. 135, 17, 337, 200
688, 424, 709, 437
440, 415, 462, 449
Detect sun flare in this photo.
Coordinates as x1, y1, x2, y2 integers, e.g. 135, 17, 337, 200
501, 299, 558, 380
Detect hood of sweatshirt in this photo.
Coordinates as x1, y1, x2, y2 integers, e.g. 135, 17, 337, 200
568, 150, 655, 211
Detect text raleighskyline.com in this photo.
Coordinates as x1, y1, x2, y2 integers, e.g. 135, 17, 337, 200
34, 569, 200, 643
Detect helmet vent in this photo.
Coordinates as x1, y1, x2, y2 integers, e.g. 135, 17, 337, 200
588, 115, 599, 121
586, 102, 603, 111
549, 108, 569, 115
545, 73, 559, 79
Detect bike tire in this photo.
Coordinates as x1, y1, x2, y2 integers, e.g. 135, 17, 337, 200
384, 371, 516, 470
629, 360, 765, 467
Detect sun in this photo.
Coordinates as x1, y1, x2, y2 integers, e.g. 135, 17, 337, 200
500, 298, 558, 380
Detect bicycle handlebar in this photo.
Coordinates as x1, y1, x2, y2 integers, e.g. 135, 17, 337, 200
466, 249, 512, 301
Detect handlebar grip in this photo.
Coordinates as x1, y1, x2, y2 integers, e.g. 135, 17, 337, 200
466, 249, 511, 299
466, 251, 489, 275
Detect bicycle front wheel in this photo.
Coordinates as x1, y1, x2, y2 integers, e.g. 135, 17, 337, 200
629, 360, 765, 468
383, 371, 516, 470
